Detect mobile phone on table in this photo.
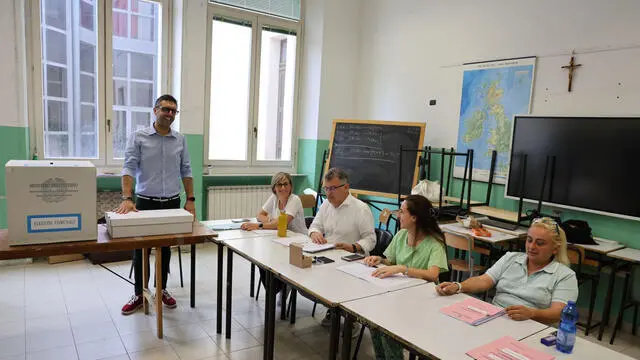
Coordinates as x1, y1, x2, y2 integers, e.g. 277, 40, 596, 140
341, 253, 365, 262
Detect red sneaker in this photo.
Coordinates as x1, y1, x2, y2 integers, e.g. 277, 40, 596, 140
162, 290, 177, 309
121, 295, 143, 315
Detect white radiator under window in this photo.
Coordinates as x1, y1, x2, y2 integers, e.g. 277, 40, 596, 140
207, 185, 273, 220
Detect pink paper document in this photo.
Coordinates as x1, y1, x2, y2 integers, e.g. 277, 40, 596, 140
467, 336, 555, 360
439, 297, 505, 325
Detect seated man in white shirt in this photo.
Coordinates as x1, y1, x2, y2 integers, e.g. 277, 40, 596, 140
308, 167, 376, 327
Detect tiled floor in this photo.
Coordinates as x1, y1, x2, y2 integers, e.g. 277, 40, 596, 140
0, 243, 638, 360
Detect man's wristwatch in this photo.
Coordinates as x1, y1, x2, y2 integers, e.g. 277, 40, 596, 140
352, 244, 357, 253
121, 196, 134, 203
187, 196, 196, 202
258, 223, 264, 228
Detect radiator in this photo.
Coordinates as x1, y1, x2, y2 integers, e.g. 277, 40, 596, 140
207, 185, 273, 220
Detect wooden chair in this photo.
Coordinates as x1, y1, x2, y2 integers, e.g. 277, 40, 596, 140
610, 265, 639, 345
567, 244, 601, 336
444, 231, 487, 281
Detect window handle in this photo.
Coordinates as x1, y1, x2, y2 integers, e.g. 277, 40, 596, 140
253, 126, 257, 138
107, 119, 111, 132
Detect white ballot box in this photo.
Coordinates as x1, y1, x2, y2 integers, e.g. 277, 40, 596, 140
5, 160, 97, 245
105, 209, 194, 238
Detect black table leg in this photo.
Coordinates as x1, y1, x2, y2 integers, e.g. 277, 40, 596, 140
216, 242, 223, 334
190, 244, 196, 308
250, 263, 256, 297
226, 247, 234, 338
263, 271, 276, 360
280, 285, 287, 320
329, 307, 340, 360
341, 313, 353, 360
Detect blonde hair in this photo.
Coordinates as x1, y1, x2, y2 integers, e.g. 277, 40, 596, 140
270, 172, 293, 195
530, 217, 570, 265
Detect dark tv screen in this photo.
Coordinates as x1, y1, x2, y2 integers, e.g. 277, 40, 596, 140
506, 116, 640, 219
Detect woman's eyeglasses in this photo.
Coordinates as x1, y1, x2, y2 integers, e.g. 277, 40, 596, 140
275, 182, 290, 187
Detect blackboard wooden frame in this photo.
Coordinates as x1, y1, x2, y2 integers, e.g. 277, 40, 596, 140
326, 119, 426, 198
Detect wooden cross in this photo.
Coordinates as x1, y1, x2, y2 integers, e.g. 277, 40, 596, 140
561, 53, 582, 92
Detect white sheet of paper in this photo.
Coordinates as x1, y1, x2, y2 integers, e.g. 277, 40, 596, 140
270, 233, 310, 246
336, 262, 416, 288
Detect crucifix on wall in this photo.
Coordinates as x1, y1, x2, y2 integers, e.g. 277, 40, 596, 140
561, 52, 582, 92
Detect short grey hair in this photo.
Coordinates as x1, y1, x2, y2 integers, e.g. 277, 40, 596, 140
324, 168, 349, 183
270, 172, 293, 194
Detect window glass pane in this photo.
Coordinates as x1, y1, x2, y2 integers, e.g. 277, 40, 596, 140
45, 0, 66, 29
132, 15, 155, 41
256, 28, 297, 161
81, 105, 96, 132
80, 75, 95, 102
113, 80, 128, 105
130, 82, 153, 107
133, 111, 151, 130
46, 65, 66, 98
46, 100, 68, 132
111, 0, 161, 161
136, 1, 155, 16
81, 135, 97, 158
211, 0, 301, 20
112, 110, 128, 159
46, 134, 69, 157
113, 50, 127, 77
208, 19, 252, 161
80, 1, 94, 30
80, 42, 95, 72
130, 52, 154, 80
113, 0, 128, 11
46, 30, 67, 64
113, 11, 128, 38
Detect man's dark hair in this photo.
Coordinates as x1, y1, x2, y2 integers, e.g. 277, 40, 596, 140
155, 94, 178, 108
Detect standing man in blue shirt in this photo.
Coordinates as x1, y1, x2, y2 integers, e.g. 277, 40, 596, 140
115, 94, 195, 315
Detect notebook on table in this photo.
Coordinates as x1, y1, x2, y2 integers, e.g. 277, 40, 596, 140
440, 297, 505, 326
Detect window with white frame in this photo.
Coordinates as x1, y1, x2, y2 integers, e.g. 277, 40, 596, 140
204, 2, 302, 171
30, 0, 168, 165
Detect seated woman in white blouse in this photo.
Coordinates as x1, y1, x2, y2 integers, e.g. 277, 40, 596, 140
241, 172, 307, 234
436, 217, 578, 325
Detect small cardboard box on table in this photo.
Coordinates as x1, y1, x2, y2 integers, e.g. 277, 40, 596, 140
5, 160, 97, 246
105, 209, 194, 238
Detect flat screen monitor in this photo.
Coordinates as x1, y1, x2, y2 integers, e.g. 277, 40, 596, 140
505, 115, 640, 221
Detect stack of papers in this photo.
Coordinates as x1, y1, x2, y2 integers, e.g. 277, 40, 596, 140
207, 222, 242, 231
467, 336, 555, 360
440, 297, 505, 326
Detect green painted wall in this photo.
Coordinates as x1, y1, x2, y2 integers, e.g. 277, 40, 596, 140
0, 126, 30, 228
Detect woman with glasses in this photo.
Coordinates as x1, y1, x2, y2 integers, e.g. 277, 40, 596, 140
241, 172, 307, 234
436, 217, 578, 325
363, 195, 449, 360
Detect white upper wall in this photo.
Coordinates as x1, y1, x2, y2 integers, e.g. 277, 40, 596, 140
0, 0, 28, 128
355, 0, 640, 148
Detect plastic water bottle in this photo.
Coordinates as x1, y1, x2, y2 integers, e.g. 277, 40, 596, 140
556, 300, 578, 353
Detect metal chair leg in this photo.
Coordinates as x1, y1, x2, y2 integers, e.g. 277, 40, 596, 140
129, 261, 134, 279
610, 272, 631, 345
312, 302, 317, 317
585, 277, 598, 335
352, 324, 366, 359
178, 246, 184, 288
633, 304, 639, 336
256, 274, 262, 300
